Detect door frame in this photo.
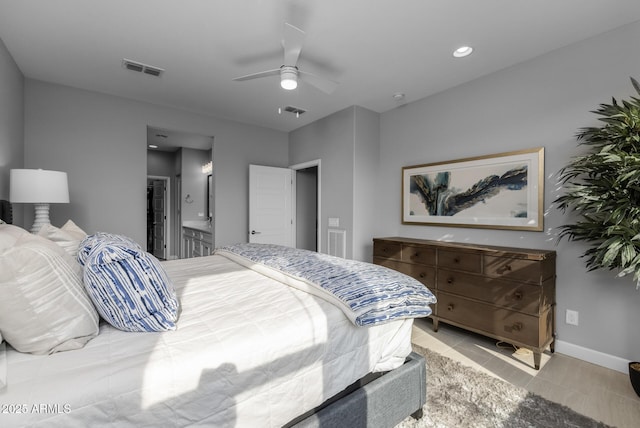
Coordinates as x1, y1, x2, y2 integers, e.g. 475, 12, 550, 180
147, 175, 171, 259
290, 159, 321, 252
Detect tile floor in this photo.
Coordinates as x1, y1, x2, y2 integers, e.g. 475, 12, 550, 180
411, 318, 640, 428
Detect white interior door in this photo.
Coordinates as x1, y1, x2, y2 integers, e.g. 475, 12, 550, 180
249, 165, 294, 246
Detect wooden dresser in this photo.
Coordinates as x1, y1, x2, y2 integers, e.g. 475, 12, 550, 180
373, 237, 556, 369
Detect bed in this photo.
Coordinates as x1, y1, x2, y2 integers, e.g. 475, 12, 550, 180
0, 219, 434, 427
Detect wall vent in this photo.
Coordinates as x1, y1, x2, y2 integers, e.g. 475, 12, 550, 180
284, 105, 307, 115
327, 229, 346, 258
122, 59, 164, 77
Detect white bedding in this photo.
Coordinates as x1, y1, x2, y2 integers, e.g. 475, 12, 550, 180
0, 254, 413, 427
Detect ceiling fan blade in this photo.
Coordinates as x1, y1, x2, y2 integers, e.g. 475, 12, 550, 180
283, 22, 305, 66
299, 70, 339, 94
233, 68, 280, 81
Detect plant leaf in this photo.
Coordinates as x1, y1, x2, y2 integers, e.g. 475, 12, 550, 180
555, 77, 640, 288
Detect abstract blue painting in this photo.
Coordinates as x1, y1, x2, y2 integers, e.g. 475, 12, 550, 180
402, 148, 544, 230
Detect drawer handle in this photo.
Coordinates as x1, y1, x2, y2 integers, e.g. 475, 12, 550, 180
453, 257, 460, 264
413, 252, 420, 258
447, 304, 454, 311
514, 291, 523, 300
512, 322, 523, 332
446, 277, 454, 285
505, 264, 512, 271
419, 272, 426, 278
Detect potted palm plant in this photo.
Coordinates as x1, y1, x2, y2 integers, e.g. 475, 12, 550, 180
556, 77, 640, 397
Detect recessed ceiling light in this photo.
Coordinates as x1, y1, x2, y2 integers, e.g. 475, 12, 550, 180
393, 93, 405, 101
453, 46, 473, 58
148, 144, 158, 149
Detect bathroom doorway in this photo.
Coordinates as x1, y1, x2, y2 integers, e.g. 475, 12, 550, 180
146, 126, 214, 259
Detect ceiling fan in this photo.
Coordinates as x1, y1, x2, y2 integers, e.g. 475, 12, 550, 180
233, 23, 339, 94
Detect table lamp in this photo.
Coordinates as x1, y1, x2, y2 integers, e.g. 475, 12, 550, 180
9, 169, 70, 233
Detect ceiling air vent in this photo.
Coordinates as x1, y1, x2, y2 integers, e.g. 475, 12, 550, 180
122, 59, 164, 77
283, 105, 306, 116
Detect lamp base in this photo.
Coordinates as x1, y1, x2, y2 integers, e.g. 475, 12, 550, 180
31, 203, 51, 234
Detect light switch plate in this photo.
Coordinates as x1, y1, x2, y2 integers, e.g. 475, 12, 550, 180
328, 217, 339, 227
565, 309, 579, 326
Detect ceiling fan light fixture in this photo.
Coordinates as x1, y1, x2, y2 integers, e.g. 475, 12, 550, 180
280, 66, 298, 90
281, 77, 297, 90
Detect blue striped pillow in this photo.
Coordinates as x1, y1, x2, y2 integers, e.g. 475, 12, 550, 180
82, 235, 179, 332
77, 232, 141, 266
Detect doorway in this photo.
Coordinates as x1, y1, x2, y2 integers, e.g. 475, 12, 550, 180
146, 176, 170, 260
292, 160, 321, 252
146, 126, 214, 258
295, 166, 318, 251
247, 161, 321, 252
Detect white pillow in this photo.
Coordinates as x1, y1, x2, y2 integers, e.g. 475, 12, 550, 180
0, 233, 99, 354
0, 224, 29, 252
37, 219, 87, 258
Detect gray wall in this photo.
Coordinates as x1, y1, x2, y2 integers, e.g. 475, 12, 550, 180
290, 107, 356, 257
353, 107, 380, 262
23, 79, 289, 246
147, 150, 176, 178
289, 106, 379, 260
0, 37, 24, 222
377, 21, 640, 368
180, 147, 210, 222
289, 106, 380, 260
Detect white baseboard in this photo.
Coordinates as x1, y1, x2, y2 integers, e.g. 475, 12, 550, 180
555, 340, 630, 374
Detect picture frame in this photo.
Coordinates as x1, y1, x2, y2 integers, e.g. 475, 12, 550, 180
402, 147, 544, 231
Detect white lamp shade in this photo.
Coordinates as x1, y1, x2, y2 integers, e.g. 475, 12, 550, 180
10, 169, 70, 203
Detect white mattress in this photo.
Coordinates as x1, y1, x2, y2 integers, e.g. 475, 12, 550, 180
0, 254, 413, 427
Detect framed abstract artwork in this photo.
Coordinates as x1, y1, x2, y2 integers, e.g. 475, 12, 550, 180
402, 147, 544, 231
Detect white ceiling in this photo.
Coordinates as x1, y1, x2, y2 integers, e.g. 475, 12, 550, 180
1, 1, 640, 134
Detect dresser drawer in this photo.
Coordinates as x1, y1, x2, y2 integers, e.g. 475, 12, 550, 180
373, 241, 402, 260
484, 255, 551, 283
435, 293, 543, 346
401, 245, 436, 265
438, 249, 481, 273
374, 258, 435, 287
437, 269, 541, 315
